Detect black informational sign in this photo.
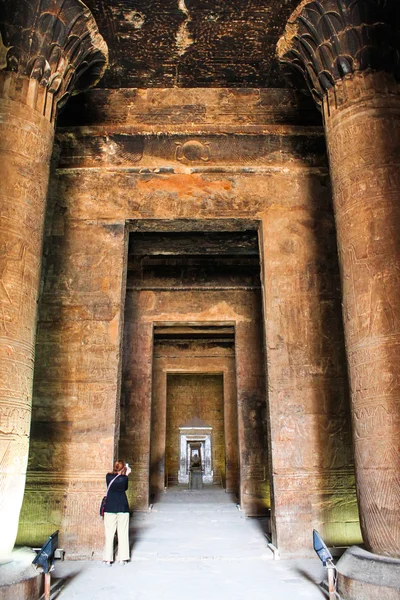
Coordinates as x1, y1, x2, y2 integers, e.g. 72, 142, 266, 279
313, 529, 333, 566
32, 530, 59, 574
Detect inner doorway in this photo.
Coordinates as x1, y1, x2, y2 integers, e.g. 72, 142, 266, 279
150, 324, 238, 501
120, 222, 270, 517
167, 374, 223, 487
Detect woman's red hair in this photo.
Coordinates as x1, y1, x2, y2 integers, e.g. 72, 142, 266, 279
112, 459, 126, 474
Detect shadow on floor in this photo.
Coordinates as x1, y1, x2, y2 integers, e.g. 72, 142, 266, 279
129, 519, 150, 554
50, 572, 79, 599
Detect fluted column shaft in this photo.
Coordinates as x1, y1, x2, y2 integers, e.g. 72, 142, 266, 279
323, 73, 400, 557
0, 73, 55, 559
0, 0, 107, 560
278, 0, 400, 558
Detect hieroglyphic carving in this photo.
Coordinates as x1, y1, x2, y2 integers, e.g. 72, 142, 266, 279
332, 164, 400, 213
353, 404, 398, 441
277, 1, 400, 558
340, 241, 400, 345
0, 404, 31, 436
0, 228, 41, 339
351, 357, 400, 402
277, 0, 400, 109
326, 117, 400, 174
0, 359, 32, 399
0, 241, 26, 305
0, 0, 108, 562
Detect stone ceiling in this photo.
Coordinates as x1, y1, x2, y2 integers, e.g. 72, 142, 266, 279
83, 0, 300, 88
127, 231, 262, 290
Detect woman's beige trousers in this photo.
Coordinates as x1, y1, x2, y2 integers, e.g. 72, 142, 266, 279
103, 512, 130, 562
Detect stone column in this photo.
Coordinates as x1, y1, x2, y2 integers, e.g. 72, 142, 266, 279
0, 0, 107, 560
278, 0, 400, 561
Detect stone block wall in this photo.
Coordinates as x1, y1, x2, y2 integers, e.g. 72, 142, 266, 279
121, 287, 267, 515
16, 88, 360, 557
166, 373, 225, 483
150, 338, 239, 499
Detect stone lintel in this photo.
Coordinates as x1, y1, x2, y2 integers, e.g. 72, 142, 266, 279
52, 88, 327, 172
56, 87, 322, 129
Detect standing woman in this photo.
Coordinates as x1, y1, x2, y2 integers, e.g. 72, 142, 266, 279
103, 459, 131, 566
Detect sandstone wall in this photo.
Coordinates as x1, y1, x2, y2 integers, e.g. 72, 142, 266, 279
166, 373, 225, 483
16, 88, 361, 556
120, 288, 267, 515
150, 339, 238, 498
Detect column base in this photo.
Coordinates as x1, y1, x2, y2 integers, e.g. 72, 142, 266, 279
0, 548, 43, 600
337, 545, 400, 600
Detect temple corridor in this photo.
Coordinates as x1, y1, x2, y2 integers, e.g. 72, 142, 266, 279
1, 1, 400, 598
48, 488, 326, 600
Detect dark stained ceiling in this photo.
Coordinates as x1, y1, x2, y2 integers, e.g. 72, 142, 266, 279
83, 0, 301, 88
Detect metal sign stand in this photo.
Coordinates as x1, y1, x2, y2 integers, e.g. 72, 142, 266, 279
313, 529, 339, 600
44, 572, 51, 600
32, 530, 59, 600
326, 559, 337, 600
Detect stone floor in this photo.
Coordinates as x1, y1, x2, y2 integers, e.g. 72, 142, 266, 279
50, 487, 327, 600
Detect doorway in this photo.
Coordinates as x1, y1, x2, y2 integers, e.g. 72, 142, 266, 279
120, 222, 270, 516
149, 324, 238, 500
167, 373, 224, 483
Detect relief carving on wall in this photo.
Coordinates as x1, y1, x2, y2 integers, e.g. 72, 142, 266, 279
175, 140, 211, 162
0, 241, 26, 307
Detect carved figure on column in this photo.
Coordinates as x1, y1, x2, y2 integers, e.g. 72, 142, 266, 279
277, 0, 400, 566
0, 0, 107, 561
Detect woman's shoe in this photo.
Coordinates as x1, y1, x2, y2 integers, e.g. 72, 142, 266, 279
117, 560, 127, 566
103, 561, 112, 567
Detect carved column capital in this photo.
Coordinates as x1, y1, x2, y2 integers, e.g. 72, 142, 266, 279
277, 0, 400, 108
0, 0, 108, 121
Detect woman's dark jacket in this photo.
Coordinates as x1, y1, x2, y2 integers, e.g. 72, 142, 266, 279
105, 474, 129, 513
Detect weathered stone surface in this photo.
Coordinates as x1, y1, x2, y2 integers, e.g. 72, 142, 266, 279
277, 1, 400, 559
277, 0, 400, 109
81, 0, 303, 89
18, 219, 126, 551
17, 88, 357, 558
324, 74, 400, 558
59, 87, 321, 129
337, 546, 400, 600
261, 189, 359, 552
